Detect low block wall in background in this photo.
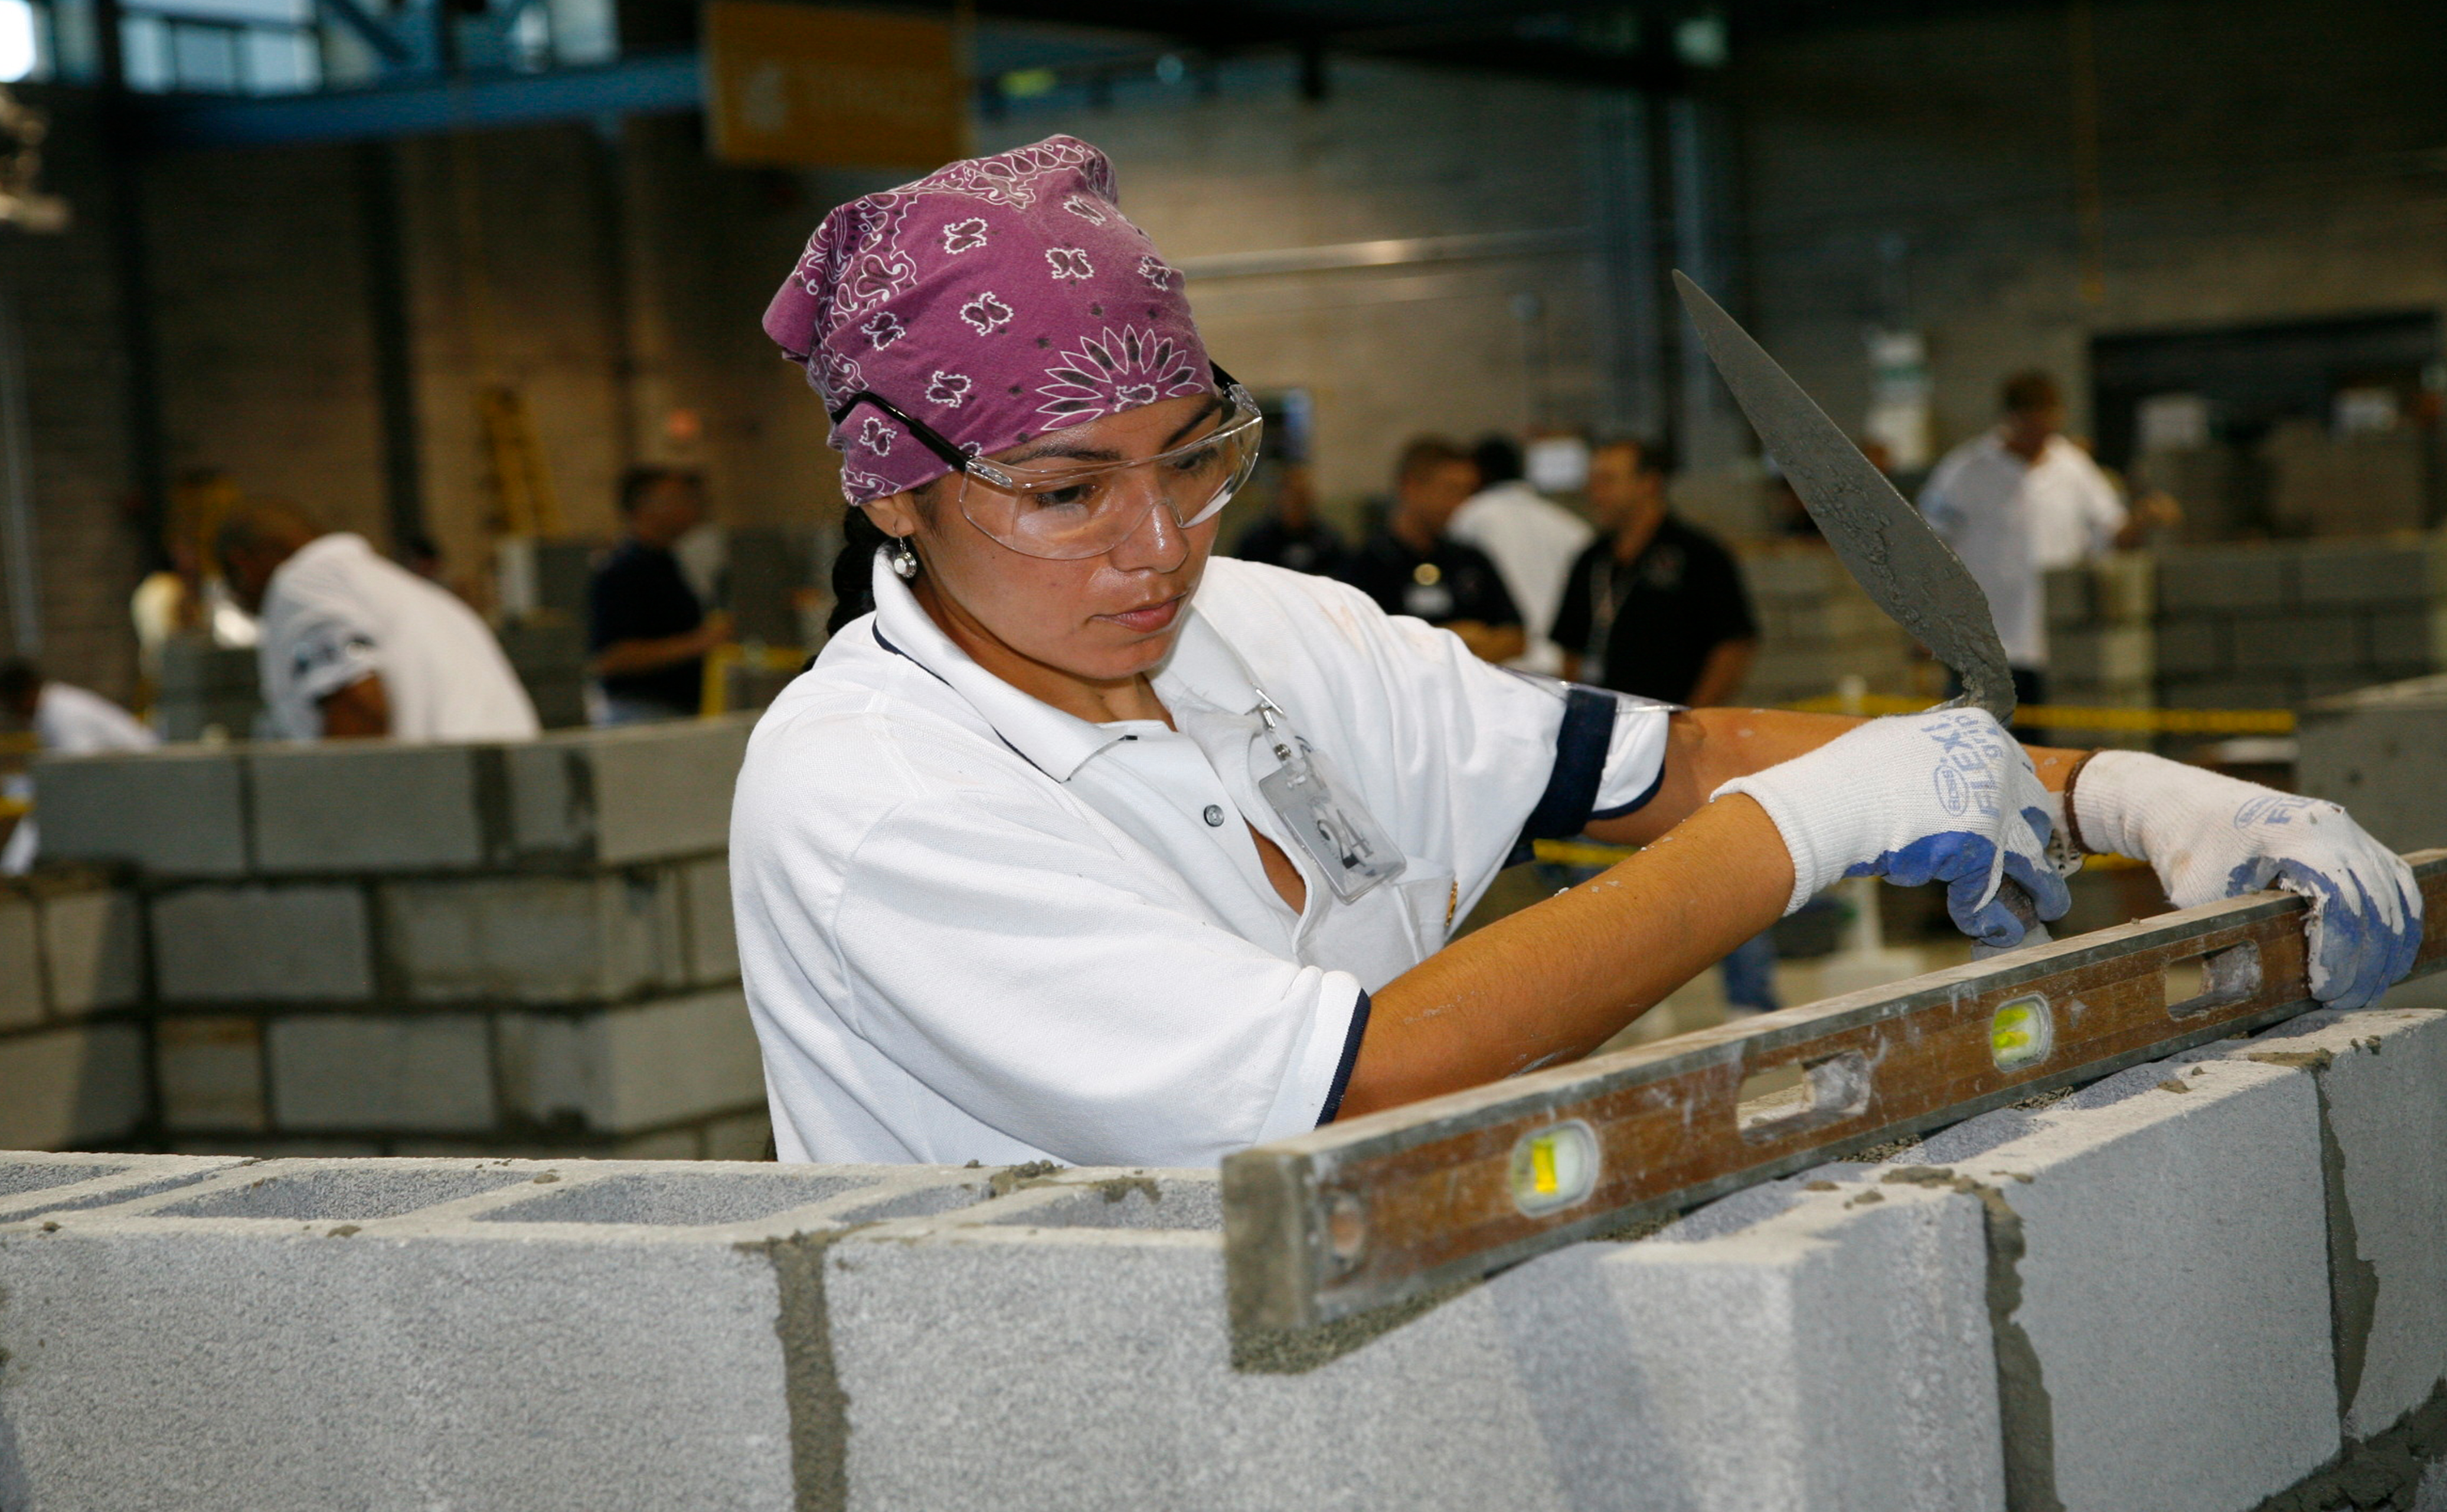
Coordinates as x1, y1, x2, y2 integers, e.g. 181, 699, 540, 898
0, 716, 765, 1160
5, 993, 2444, 1511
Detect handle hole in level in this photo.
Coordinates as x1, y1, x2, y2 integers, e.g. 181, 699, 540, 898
1737, 1051, 1871, 1140
2165, 942, 2262, 1019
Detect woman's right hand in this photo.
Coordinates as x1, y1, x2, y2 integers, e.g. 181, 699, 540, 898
1711, 707, 2070, 949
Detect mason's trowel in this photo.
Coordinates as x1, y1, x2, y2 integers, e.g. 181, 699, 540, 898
1670, 270, 2060, 955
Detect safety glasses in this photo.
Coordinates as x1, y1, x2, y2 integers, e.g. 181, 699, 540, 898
830, 364, 1265, 561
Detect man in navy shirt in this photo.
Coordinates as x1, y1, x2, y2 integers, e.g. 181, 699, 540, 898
1551, 438, 1757, 705
1338, 437, 1524, 665
589, 468, 733, 724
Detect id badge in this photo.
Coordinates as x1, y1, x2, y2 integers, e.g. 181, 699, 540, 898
1252, 693, 1406, 903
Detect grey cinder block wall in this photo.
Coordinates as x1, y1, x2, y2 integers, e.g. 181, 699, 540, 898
4, 994, 2445, 1510
9, 715, 763, 1160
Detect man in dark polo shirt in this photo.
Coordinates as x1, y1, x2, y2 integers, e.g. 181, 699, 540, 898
589, 467, 733, 724
1553, 436, 1777, 1013
1338, 437, 1524, 665
1551, 437, 1757, 705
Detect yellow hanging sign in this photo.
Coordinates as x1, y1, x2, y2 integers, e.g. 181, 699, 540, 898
704, 2, 968, 171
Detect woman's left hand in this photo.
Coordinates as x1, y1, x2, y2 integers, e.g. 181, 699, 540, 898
2071, 751, 2423, 1009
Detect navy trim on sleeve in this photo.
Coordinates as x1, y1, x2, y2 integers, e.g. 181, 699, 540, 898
1316, 989, 1373, 1126
1589, 758, 1668, 823
1505, 685, 1619, 865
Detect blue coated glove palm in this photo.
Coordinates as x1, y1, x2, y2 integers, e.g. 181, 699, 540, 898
2072, 752, 2422, 1010
1714, 708, 2072, 950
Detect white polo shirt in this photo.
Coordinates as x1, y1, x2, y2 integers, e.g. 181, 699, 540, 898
1919, 433, 2126, 669
257, 534, 540, 743
1448, 480, 1597, 676
34, 682, 157, 755
733, 554, 1671, 1168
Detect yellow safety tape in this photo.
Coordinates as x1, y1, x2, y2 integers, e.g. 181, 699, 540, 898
701, 644, 813, 717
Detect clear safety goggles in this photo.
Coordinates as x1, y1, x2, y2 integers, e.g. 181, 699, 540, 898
831, 364, 1265, 561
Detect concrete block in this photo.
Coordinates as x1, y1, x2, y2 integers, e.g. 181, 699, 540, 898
2157, 545, 2294, 614
0, 1023, 146, 1150
1900, 1057, 2338, 1512
495, 988, 763, 1134
505, 716, 753, 865
585, 718, 753, 865
39, 886, 143, 1017
679, 856, 738, 984
157, 639, 260, 699
2209, 1009, 2447, 1439
380, 872, 671, 1003
2296, 542, 2430, 608
248, 742, 489, 873
33, 747, 249, 876
701, 1110, 770, 1161
0, 1152, 246, 1222
2154, 616, 2227, 678
2044, 565, 2092, 627
826, 1171, 2001, 1512
155, 1016, 268, 1132
1738, 549, 1836, 600
2370, 608, 2435, 668
0, 889, 40, 1028
2090, 552, 2155, 624
0, 1157, 996, 1511
2297, 680, 2447, 852
2048, 624, 2152, 685
2233, 611, 2364, 670
152, 885, 373, 1002
266, 1013, 495, 1133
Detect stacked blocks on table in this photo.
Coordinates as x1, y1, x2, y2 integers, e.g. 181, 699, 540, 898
2152, 538, 2443, 712
21, 716, 762, 1158
9, 993, 2445, 1510
1736, 544, 1922, 705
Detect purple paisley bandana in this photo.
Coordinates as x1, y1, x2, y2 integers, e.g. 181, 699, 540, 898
762, 135, 1213, 505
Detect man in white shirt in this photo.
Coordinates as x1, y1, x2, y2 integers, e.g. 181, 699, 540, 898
1, 658, 159, 871
215, 500, 540, 743
1919, 371, 2168, 703
1446, 435, 1596, 675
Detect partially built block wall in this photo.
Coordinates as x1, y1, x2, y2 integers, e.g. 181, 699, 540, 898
2152, 538, 2445, 712
17, 716, 764, 1159
1737, 543, 1923, 705
5, 990, 2443, 1510
2041, 538, 2446, 730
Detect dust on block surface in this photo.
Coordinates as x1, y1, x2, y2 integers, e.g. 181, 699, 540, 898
154, 1166, 532, 1222
0, 1159, 136, 1199
983, 1181, 1223, 1232
475, 1170, 881, 1227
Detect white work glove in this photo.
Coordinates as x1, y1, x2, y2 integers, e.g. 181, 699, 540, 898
1714, 707, 2071, 950
2070, 751, 2422, 1010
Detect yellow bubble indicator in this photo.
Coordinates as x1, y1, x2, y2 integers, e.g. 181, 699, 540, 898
1989, 993, 2055, 1071
1508, 1120, 1600, 1217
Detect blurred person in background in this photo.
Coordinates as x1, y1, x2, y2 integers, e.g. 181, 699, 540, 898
1550, 437, 1774, 1012
217, 499, 540, 742
1447, 433, 1594, 674
590, 466, 734, 725
1228, 462, 1344, 578
1919, 371, 2175, 709
0, 657, 159, 873
1553, 437, 1757, 706
1340, 437, 1524, 663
